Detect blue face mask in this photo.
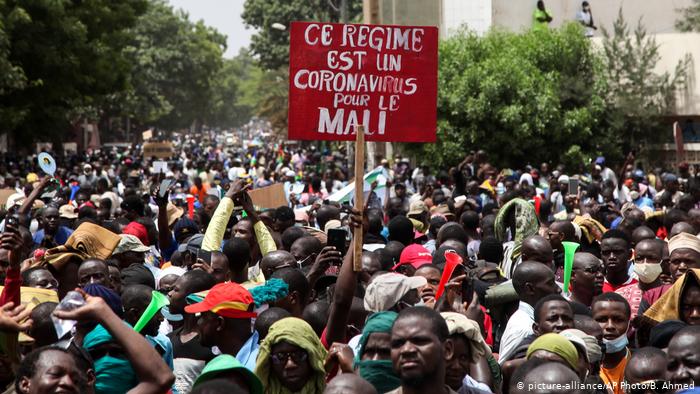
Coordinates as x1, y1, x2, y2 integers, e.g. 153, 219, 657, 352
603, 332, 628, 353
161, 306, 183, 322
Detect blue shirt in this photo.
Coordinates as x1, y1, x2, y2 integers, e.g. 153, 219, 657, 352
147, 332, 179, 394
33, 226, 73, 246
633, 196, 654, 210
236, 330, 260, 372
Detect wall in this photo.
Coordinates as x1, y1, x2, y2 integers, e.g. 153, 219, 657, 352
378, 0, 440, 27
491, 0, 694, 35
590, 33, 700, 116
373, 0, 699, 116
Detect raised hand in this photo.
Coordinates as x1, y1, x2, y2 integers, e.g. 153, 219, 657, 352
0, 302, 32, 333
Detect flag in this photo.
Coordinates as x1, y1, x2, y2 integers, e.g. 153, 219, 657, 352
327, 166, 390, 207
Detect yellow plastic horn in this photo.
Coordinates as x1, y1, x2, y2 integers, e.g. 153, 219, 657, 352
562, 241, 580, 295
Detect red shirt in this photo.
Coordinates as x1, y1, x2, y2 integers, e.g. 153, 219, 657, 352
615, 284, 643, 319
603, 276, 637, 293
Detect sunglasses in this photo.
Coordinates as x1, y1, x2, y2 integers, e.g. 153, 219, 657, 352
270, 350, 308, 365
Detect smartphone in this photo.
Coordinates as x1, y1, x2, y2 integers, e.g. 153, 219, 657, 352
568, 178, 579, 196
159, 179, 174, 198
5, 214, 19, 233
327, 228, 347, 255
461, 275, 474, 304
197, 249, 212, 264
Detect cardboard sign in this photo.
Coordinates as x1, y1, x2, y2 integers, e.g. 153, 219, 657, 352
288, 22, 438, 142
249, 183, 288, 209
142, 129, 153, 140
153, 160, 168, 174
142, 142, 174, 159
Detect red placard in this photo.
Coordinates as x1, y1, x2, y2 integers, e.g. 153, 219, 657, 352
288, 22, 438, 142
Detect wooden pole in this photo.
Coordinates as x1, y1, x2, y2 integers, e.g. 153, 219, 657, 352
353, 126, 365, 272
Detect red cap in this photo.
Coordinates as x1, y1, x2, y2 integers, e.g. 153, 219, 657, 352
391, 244, 433, 271
184, 282, 256, 319
123, 222, 149, 246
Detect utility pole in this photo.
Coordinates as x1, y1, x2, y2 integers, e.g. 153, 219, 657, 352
363, 0, 379, 170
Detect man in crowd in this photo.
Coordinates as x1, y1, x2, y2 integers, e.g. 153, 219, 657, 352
1, 129, 700, 394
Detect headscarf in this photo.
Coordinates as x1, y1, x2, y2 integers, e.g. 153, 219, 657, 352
409, 218, 427, 233
83, 284, 124, 317
526, 333, 579, 371
255, 317, 327, 394
572, 215, 606, 243
519, 173, 534, 186
155, 266, 186, 289
495, 198, 539, 271
249, 278, 289, 308
355, 311, 398, 363
354, 311, 401, 394
441, 312, 490, 363
37, 222, 121, 269
643, 269, 700, 325
83, 323, 138, 394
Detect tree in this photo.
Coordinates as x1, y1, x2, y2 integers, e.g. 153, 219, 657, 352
206, 49, 263, 129
0, 6, 26, 132
0, 0, 148, 146
113, 0, 226, 132
601, 10, 689, 151
404, 23, 608, 170
241, 0, 362, 70
677, 0, 700, 31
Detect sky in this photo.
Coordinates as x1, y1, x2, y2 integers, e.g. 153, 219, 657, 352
167, 0, 255, 58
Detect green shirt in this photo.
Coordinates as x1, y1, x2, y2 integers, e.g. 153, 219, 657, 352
533, 9, 551, 31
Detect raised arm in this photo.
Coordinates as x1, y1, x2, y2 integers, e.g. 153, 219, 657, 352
324, 208, 365, 346
54, 291, 175, 394
201, 180, 245, 252
153, 184, 172, 252
18, 177, 53, 222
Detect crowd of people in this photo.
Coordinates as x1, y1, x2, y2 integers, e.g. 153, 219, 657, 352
0, 132, 697, 394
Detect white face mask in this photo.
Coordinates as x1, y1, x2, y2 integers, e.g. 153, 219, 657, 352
634, 263, 662, 284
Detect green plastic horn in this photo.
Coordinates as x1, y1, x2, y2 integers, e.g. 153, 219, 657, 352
562, 241, 580, 296
134, 290, 170, 333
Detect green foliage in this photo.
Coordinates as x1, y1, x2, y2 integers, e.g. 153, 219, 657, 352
677, 0, 700, 32
405, 23, 607, 170
207, 49, 263, 129
601, 10, 689, 150
405, 13, 688, 171
115, 0, 226, 131
0, 0, 148, 144
242, 0, 363, 70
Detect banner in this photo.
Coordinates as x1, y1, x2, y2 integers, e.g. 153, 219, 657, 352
142, 142, 174, 159
288, 22, 438, 142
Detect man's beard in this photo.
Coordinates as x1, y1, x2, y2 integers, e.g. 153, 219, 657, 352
401, 369, 438, 387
